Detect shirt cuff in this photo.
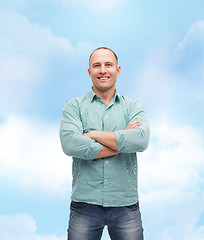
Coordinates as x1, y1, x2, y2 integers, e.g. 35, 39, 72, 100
84, 142, 103, 160
114, 130, 125, 152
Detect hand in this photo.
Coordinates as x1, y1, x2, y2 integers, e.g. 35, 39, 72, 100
83, 130, 118, 151
83, 131, 92, 138
83, 131, 96, 138
126, 120, 141, 129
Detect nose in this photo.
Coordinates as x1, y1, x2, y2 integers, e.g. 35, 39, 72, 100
100, 64, 106, 74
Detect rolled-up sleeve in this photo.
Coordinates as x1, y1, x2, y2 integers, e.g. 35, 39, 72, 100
60, 100, 103, 160
114, 101, 150, 153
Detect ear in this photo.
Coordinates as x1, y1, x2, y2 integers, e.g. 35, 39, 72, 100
88, 68, 91, 77
117, 66, 121, 76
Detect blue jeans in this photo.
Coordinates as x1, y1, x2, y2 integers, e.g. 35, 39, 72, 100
67, 201, 144, 240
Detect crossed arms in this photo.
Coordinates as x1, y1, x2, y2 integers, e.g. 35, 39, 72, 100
60, 99, 150, 160
83, 120, 141, 159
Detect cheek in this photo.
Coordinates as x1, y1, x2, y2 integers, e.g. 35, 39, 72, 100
110, 69, 118, 76
91, 71, 98, 78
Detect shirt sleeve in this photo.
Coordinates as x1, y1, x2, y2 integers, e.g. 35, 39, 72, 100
114, 101, 150, 153
59, 99, 103, 160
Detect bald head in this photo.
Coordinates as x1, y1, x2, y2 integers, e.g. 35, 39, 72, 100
89, 47, 118, 68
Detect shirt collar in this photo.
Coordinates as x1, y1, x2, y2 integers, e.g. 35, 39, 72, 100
89, 89, 120, 103
89, 89, 96, 102
114, 90, 120, 102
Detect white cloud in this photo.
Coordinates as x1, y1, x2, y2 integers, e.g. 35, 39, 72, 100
0, 9, 73, 66
140, 124, 203, 189
176, 20, 204, 56
0, 115, 72, 195
0, 9, 70, 115
0, 9, 92, 116
133, 20, 204, 118
138, 123, 204, 240
0, 214, 66, 240
57, 0, 126, 13
174, 20, 204, 81
133, 50, 175, 102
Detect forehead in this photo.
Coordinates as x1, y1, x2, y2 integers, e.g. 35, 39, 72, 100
90, 49, 117, 65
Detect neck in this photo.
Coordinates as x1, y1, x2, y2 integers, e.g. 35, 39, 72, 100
92, 87, 115, 106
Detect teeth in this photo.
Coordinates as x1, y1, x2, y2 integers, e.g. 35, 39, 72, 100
100, 77, 108, 80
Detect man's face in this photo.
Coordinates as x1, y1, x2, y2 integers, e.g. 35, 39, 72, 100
88, 49, 121, 93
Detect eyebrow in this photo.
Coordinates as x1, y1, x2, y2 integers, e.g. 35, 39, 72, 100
92, 61, 114, 65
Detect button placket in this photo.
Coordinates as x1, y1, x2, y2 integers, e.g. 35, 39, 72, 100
101, 103, 113, 205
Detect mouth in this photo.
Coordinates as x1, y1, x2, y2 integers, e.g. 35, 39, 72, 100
98, 77, 110, 80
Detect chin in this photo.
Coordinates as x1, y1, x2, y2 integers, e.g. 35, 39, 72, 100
96, 85, 109, 90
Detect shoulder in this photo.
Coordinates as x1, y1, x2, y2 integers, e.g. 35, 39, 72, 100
119, 94, 139, 106
65, 93, 89, 106
63, 92, 90, 109
118, 94, 145, 113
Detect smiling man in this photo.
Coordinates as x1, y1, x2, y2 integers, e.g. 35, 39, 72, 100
60, 47, 150, 240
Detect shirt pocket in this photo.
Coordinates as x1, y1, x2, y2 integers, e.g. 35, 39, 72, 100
106, 105, 127, 131
80, 104, 103, 132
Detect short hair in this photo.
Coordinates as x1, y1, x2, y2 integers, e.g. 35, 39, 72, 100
89, 47, 118, 67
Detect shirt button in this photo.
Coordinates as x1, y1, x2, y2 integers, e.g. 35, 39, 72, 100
105, 179, 108, 182
103, 104, 105, 107
106, 161, 108, 164
104, 115, 107, 119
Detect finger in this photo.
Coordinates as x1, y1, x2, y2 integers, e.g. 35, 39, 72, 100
126, 125, 140, 129
130, 123, 141, 129
126, 121, 141, 129
131, 122, 141, 127
130, 120, 141, 125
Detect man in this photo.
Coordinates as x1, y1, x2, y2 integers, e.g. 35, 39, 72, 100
60, 47, 150, 240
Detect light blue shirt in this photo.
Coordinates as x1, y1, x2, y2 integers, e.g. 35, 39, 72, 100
60, 90, 150, 207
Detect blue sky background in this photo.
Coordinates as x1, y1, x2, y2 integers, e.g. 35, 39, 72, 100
0, 0, 204, 239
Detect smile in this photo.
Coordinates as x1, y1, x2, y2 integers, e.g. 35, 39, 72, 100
98, 77, 109, 80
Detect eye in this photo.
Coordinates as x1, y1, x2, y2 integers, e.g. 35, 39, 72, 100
106, 63, 112, 67
93, 64, 100, 68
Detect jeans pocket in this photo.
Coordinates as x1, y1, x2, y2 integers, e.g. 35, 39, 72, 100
71, 201, 89, 210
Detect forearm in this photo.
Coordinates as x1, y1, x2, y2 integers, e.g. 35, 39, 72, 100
114, 127, 150, 153
83, 131, 118, 151
60, 130, 103, 160
60, 101, 104, 160
95, 146, 119, 159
